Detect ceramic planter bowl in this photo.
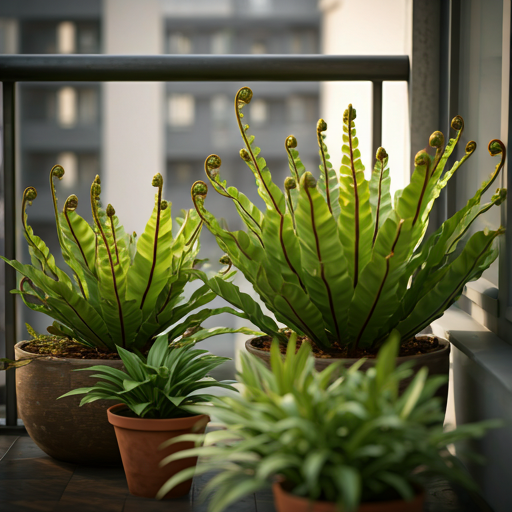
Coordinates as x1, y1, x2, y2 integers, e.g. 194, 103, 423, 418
15, 341, 124, 465
246, 335, 450, 401
273, 481, 424, 512
107, 404, 209, 499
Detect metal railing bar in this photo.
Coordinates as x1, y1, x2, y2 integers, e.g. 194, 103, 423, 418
2, 81, 17, 427
372, 80, 383, 161
0, 54, 409, 82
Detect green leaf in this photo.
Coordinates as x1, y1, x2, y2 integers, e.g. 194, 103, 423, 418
397, 229, 502, 340
126, 191, 174, 315
369, 155, 392, 243
316, 128, 341, 221
295, 173, 353, 343
338, 106, 373, 288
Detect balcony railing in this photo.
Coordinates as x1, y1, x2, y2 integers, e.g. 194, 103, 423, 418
0, 54, 410, 430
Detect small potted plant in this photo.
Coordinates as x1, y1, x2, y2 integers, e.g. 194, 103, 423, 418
60, 335, 236, 499
187, 86, 506, 397
158, 331, 500, 511
1, 166, 258, 465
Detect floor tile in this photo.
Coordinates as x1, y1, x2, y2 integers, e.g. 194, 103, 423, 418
0, 435, 18, 459
2, 501, 58, 512
60, 473, 129, 501
124, 494, 192, 512
0, 457, 75, 480
2, 436, 49, 460
0, 479, 69, 501
54, 497, 124, 512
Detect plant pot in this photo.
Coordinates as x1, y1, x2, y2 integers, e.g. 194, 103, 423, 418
15, 341, 124, 465
273, 481, 424, 512
246, 335, 450, 401
107, 404, 209, 499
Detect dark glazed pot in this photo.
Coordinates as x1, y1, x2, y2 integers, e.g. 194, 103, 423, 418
107, 404, 209, 499
15, 341, 124, 466
273, 481, 424, 512
246, 335, 450, 401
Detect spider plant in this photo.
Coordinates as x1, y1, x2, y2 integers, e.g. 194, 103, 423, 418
59, 335, 236, 419
157, 331, 500, 511
188, 87, 506, 355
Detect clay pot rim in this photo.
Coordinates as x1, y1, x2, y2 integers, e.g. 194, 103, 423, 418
272, 480, 425, 510
15, 340, 121, 363
246, 334, 449, 364
107, 403, 210, 431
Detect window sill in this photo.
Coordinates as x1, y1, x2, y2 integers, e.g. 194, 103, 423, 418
431, 305, 512, 395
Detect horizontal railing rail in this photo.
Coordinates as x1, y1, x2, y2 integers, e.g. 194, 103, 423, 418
0, 54, 409, 82
1, 54, 410, 429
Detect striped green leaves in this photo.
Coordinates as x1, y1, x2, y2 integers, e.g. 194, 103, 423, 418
7, 170, 245, 352
126, 176, 173, 316
295, 172, 352, 343
339, 105, 373, 288
59, 335, 236, 419
195, 87, 506, 353
397, 229, 502, 340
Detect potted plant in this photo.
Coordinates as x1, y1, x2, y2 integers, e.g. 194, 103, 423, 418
157, 330, 500, 511
1, 166, 258, 465
60, 335, 235, 499
187, 86, 506, 395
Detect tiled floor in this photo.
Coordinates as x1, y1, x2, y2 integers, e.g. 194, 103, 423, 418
0, 435, 490, 512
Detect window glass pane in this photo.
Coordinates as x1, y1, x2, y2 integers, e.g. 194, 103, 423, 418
168, 94, 195, 127
458, 0, 503, 286
211, 31, 231, 54
57, 152, 78, 188
251, 98, 268, 125
57, 87, 77, 127
168, 33, 192, 54
57, 21, 76, 54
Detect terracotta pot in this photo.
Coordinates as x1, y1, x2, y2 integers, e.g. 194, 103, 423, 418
15, 341, 124, 465
107, 404, 209, 499
246, 335, 450, 401
273, 481, 424, 512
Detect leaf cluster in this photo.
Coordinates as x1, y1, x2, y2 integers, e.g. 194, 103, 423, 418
2, 169, 258, 352
157, 331, 501, 511
59, 335, 237, 419
191, 88, 506, 354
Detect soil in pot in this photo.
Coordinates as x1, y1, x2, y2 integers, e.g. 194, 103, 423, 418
273, 481, 424, 512
15, 340, 124, 466
107, 404, 209, 499
246, 332, 450, 401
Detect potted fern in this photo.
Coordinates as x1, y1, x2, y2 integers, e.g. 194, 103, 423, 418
60, 335, 235, 499
1, 166, 257, 465
187, 86, 506, 396
158, 331, 500, 511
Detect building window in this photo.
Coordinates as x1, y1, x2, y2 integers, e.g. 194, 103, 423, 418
291, 31, 317, 54
251, 98, 267, 125
251, 41, 266, 54
57, 87, 77, 127
211, 31, 231, 54
57, 152, 78, 188
211, 94, 230, 126
168, 33, 192, 54
78, 89, 98, 125
168, 94, 195, 127
57, 21, 76, 54
78, 25, 99, 54
286, 95, 316, 124
174, 163, 193, 184
249, 0, 272, 14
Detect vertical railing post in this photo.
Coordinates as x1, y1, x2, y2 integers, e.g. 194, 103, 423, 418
3, 81, 17, 427
372, 80, 383, 161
